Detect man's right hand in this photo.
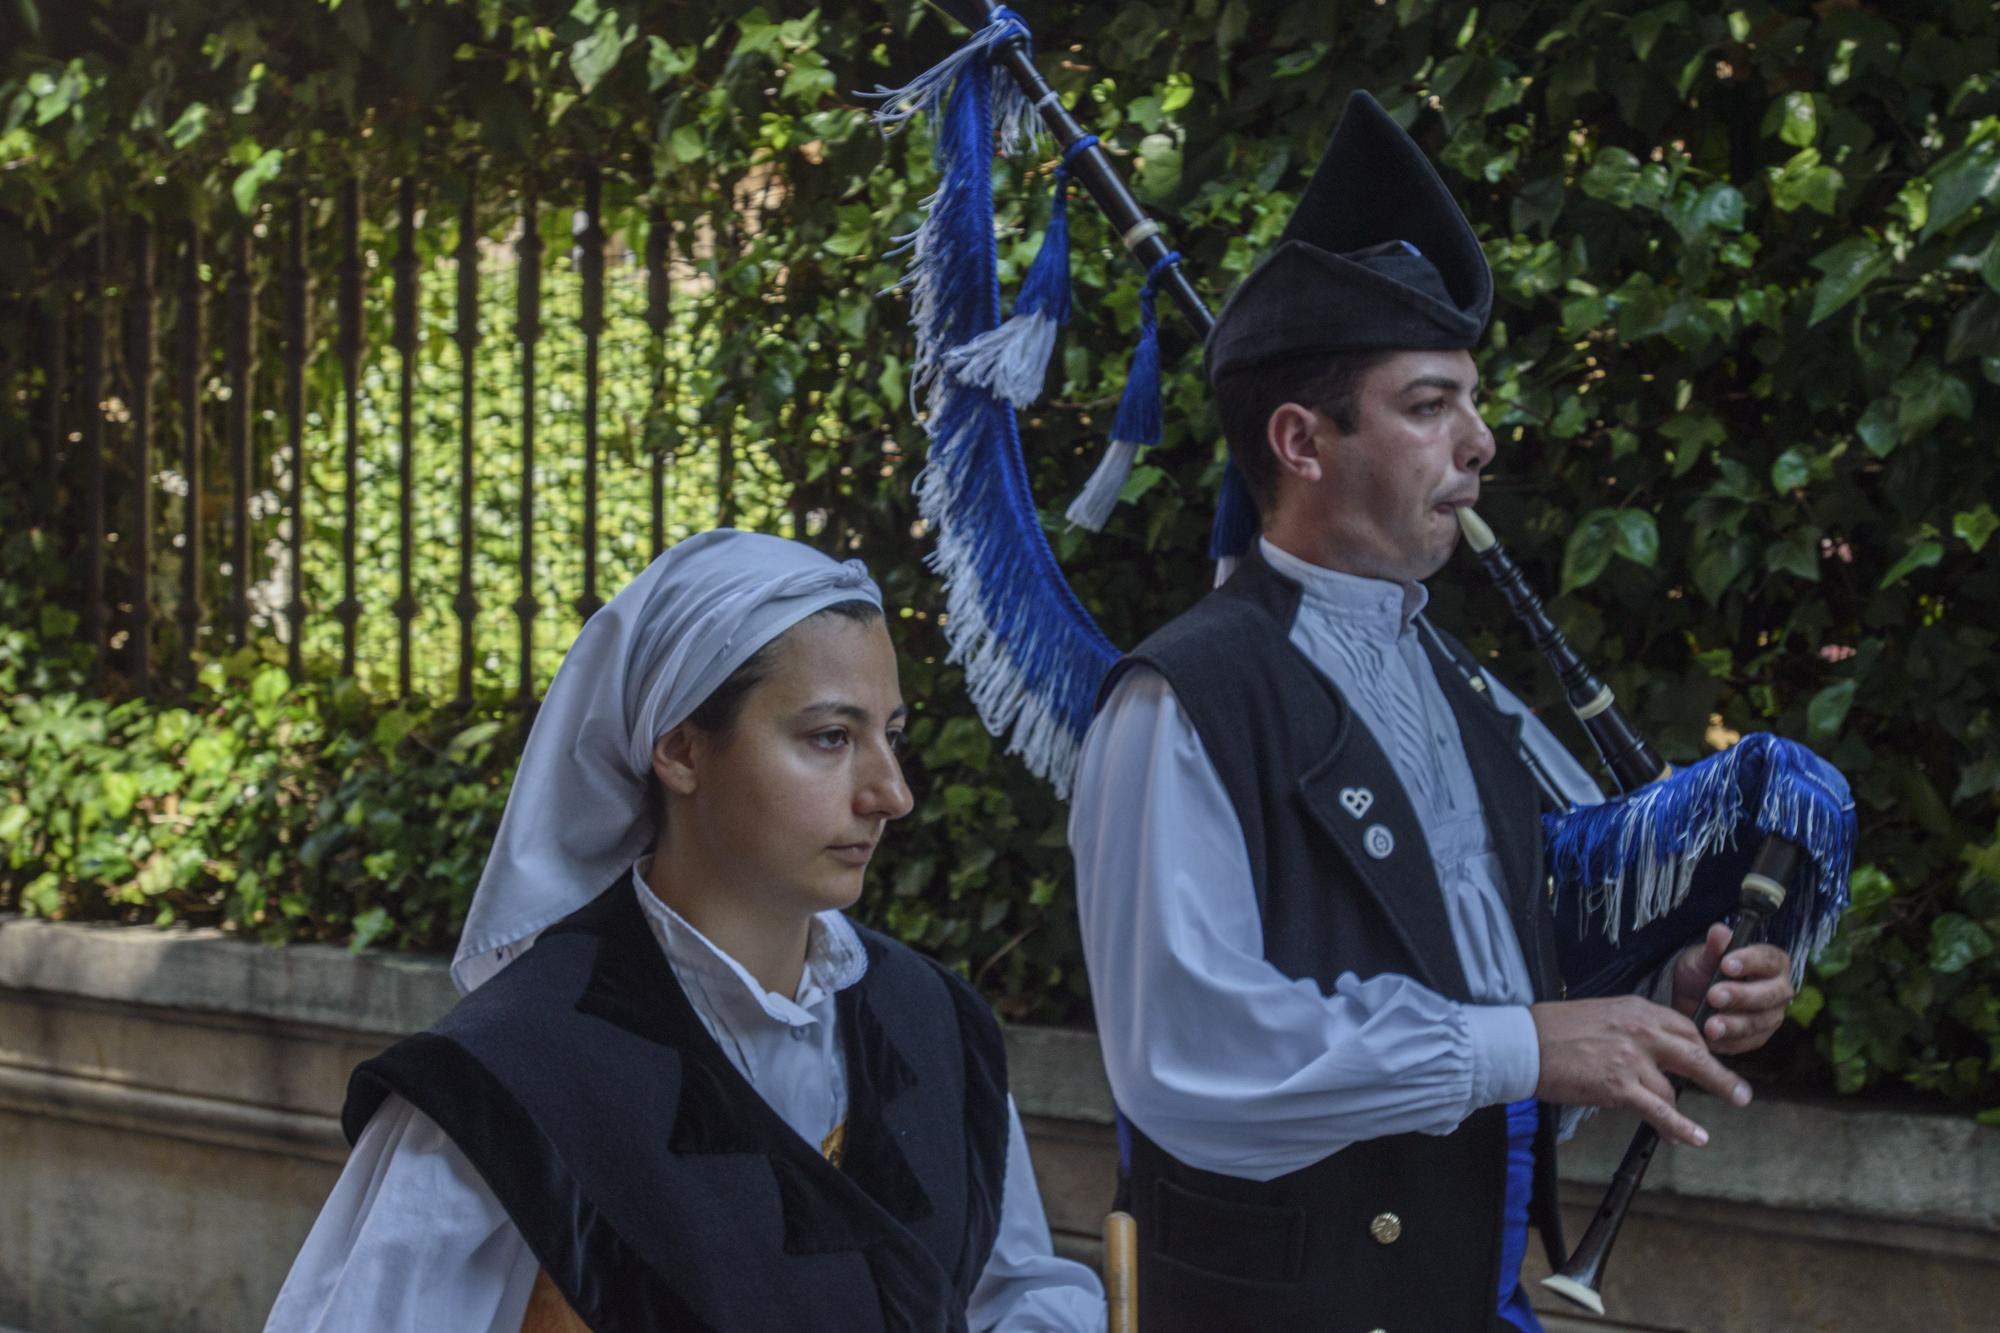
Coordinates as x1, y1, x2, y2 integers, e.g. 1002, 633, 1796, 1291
1529, 996, 1752, 1147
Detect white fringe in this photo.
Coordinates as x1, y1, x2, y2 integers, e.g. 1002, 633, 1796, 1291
914, 460, 1084, 798
1064, 438, 1138, 531
942, 312, 1058, 408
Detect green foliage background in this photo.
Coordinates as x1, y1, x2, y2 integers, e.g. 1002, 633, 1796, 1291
4, 0, 2000, 1111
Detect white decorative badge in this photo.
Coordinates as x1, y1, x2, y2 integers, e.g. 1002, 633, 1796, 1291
1364, 824, 1395, 859
1339, 786, 1374, 820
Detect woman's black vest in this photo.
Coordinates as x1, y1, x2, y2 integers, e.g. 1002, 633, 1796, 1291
342, 882, 1010, 1333
1102, 545, 1567, 1333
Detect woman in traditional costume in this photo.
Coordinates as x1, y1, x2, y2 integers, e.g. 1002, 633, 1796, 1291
267, 530, 1105, 1332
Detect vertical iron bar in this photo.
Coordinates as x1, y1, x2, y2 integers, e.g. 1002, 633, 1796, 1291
577, 167, 604, 621
226, 226, 254, 645
393, 176, 418, 697
43, 273, 67, 504
515, 184, 542, 703
283, 197, 309, 678
127, 222, 156, 694
176, 226, 204, 692
645, 202, 669, 557
82, 227, 108, 684
454, 176, 480, 706
336, 180, 362, 677
717, 408, 735, 528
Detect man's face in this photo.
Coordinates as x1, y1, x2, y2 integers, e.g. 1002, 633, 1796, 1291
1292, 348, 1494, 583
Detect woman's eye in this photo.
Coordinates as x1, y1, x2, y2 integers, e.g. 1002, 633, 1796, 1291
811, 729, 850, 750
887, 730, 909, 756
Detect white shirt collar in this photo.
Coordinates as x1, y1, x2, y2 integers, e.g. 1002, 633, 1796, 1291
1260, 536, 1429, 637
628, 861, 870, 1028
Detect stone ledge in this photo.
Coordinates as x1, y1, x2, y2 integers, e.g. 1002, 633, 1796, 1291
4, 915, 1993, 1238
0, 913, 457, 1037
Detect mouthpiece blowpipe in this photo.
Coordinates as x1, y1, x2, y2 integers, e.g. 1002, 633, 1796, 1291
1456, 507, 1669, 794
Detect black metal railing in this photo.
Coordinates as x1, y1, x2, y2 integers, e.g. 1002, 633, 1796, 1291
18, 166, 789, 705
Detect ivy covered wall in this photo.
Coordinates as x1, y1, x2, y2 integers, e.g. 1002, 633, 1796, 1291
4, 0, 1999, 1112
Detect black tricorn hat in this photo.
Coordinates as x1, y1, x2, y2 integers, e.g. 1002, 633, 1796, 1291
1202, 91, 1494, 383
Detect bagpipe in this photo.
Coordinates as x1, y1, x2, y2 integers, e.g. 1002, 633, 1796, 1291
868, 1, 1857, 1320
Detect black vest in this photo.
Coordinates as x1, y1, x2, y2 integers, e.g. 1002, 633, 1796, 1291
343, 882, 1010, 1333
1102, 546, 1566, 1333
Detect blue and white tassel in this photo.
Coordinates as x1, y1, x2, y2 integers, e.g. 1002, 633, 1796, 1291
867, 6, 1119, 796
1543, 731, 1858, 987
1065, 250, 1180, 531
944, 134, 1096, 409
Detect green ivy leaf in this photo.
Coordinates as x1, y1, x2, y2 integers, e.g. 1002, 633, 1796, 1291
1954, 503, 1998, 552
1560, 509, 1617, 592
570, 12, 635, 95
1946, 293, 2000, 364
1856, 398, 1900, 457
349, 905, 392, 953
1807, 236, 1890, 326
1770, 447, 1811, 493
1788, 983, 1825, 1028
1920, 140, 2000, 240
1767, 147, 1843, 215
1806, 678, 1858, 742
1664, 181, 1745, 243
646, 37, 695, 92
1776, 91, 1818, 148
1612, 508, 1658, 566
230, 146, 284, 216
1661, 412, 1726, 477
165, 102, 209, 150
1929, 914, 1994, 974
1766, 534, 1820, 582
1879, 540, 1942, 589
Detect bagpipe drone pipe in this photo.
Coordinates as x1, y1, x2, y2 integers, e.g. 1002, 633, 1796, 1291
868, 1, 1857, 1316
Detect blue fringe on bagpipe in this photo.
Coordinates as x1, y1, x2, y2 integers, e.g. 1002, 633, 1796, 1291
866, 8, 1119, 796
1543, 732, 1857, 993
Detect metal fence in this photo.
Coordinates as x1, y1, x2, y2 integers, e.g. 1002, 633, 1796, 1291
14, 168, 789, 704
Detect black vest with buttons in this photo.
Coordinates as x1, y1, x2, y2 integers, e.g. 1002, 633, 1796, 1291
1102, 545, 1567, 1333
342, 881, 1010, 1333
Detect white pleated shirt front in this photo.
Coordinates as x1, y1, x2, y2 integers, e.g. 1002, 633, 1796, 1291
265, 868, 1107, 1332
1070, 538, 1603, 1182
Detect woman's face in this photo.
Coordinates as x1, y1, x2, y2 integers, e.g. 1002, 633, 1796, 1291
675, 613, 913, 918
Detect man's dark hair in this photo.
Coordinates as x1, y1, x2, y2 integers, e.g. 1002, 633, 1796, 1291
683, 599, 883, 739
1213, 348, 1392, 515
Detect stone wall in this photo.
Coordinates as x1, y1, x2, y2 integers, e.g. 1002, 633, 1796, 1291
2, 914, 1995, 1332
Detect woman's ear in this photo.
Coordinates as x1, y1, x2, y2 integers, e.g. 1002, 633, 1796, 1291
652, 724, 701, 797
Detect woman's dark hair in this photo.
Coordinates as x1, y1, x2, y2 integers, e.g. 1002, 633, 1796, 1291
1213, 348, 1391, 515
684, 598, 884, 739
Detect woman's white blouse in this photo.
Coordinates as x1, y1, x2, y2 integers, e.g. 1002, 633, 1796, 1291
265, 873, 1106, 1332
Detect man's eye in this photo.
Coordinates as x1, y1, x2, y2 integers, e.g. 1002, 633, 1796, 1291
887, 730, 909, 756
1415, 398, 1445, 416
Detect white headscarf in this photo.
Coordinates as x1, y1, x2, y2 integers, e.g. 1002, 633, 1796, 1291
452, 529, 883, 993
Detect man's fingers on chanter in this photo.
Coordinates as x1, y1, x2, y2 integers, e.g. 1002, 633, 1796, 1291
1639, 1093, 1708, 1147
1720, 942, 1790, 980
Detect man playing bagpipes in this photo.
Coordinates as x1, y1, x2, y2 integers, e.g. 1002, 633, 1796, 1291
865, 7, 1856, 1328
1066, 95, 1824, 1333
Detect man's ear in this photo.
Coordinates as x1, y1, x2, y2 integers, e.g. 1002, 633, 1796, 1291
1266, 401, 1326, 485
652, 724, 701, 797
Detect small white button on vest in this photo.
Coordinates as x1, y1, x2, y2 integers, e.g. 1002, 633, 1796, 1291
1339, 786, 1374, 819
1364, 824, 1395, 859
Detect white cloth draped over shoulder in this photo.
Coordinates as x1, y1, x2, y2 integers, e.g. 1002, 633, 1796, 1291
1070, 537, 1603, 1182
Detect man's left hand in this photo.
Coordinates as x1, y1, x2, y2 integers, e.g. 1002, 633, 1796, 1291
1670, 923, 1795, 1055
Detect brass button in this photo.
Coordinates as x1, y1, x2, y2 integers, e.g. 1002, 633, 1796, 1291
1368, 1211, 1402, 1245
